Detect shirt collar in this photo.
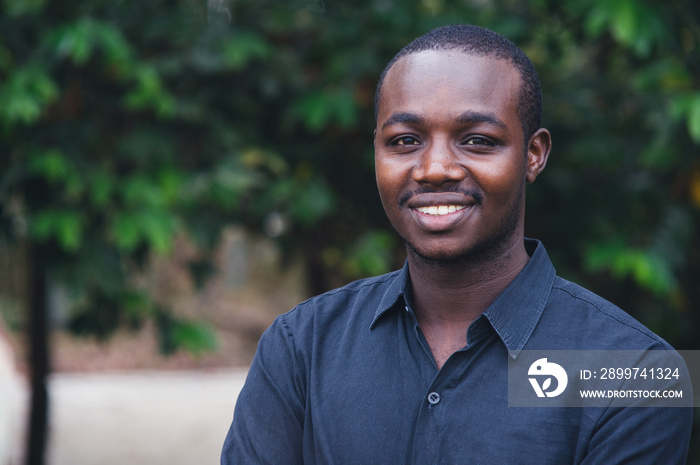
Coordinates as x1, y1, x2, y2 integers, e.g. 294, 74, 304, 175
370, 239, 556, 359
372, 262, 411, 326
481, 239, 556, 359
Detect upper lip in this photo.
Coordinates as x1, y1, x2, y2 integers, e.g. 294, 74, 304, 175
405, 192, 477, 209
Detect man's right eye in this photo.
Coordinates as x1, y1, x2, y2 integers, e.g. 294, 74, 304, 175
393, 136, 420, 146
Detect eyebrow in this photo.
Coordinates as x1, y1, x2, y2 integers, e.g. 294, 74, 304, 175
381, 112, 423, 130
456, 111, 508, 131
380, 110, 508, 131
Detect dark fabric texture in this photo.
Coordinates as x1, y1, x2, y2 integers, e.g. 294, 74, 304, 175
221, 239, 692, 464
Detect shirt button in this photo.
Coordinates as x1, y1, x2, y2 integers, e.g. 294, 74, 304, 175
428, 392, 441, 405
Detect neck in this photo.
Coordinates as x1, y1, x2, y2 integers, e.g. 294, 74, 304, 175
408, 237, 530, 327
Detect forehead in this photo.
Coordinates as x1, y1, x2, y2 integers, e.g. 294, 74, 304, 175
377, 50, 522, 128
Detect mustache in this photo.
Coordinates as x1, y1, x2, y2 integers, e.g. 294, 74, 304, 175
398, 186, 484, 207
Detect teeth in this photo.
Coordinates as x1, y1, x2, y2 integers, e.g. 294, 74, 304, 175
417, 205, 466, 216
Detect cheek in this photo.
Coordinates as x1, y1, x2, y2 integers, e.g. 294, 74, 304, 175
376, 181, 400, 215
375, 165, 393, 207
375, 158, 405, 195
474, 159, 527, 203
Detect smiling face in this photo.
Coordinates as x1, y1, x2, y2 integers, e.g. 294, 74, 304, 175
374, 50, 549, 264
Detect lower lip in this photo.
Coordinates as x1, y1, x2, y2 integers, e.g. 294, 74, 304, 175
409, 206, 473, 232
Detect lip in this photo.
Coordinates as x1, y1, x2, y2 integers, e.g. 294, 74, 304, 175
409, 204, 473, 232
405, 192, 477, 209
405, 193, 477, 232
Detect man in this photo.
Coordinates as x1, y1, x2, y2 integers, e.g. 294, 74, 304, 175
222, 25, 692, 464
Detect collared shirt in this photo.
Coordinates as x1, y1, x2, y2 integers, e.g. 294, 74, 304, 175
221, 239, 692, 464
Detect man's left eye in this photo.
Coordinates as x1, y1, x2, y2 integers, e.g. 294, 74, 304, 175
395, 136, 419, 146
464, 137, 493, 146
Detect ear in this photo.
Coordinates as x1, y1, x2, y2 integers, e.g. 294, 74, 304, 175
525, 128, 551, 184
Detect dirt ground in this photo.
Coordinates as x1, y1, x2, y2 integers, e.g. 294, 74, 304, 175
6, 289, 292, 464
9, 368, 249, 465
7, 310, 272, 465
46, 369, 249, 465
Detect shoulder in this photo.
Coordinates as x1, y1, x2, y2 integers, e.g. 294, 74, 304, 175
298, 269, 401, 308
272, 268, 403, 336
536, 276, 674, 350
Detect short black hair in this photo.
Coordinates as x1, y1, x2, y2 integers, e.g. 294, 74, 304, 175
374, 24, 542, 142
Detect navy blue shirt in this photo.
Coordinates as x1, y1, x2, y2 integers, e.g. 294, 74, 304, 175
221, 239, 692, 464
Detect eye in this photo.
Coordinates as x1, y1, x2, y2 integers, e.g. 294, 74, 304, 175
393, 136, 420, 146
463, 136, 494, 146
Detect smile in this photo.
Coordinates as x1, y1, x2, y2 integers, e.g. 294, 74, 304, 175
415, 205, 467, 216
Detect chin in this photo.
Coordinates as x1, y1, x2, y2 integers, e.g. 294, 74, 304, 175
405, 232, 519, 266
407, 241, 484, 265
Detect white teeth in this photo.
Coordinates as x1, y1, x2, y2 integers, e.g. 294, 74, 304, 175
417, 205, 466, 216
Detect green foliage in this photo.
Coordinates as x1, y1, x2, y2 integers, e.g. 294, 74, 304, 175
0, 66, 58, 124
672, 92, 700, 143
585, 241, 676, 296
155, 309, 218, 356
31, 208, 85, 252
293, 88, 359, 132
1, 0, 699, 379
2, 0, 46, 16
586, 0, 667, 57
220, 32, 272, 70
343, 231, 397, 278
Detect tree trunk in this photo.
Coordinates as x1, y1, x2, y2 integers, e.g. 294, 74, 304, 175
26, 244, 49, 465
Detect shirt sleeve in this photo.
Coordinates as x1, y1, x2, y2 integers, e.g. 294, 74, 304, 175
580, 405, 692, 464
221, 315, 306, 465
580, 347, 693, 464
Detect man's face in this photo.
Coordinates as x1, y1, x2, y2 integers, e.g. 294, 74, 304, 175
374, 50, 535, 263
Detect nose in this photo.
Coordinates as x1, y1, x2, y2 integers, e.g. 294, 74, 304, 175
411, 140, 465, 186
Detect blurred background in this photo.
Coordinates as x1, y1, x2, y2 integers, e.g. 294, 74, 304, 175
1, 0, 699, 463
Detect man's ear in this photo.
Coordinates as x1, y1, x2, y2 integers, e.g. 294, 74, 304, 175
525, 128, 551, 184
